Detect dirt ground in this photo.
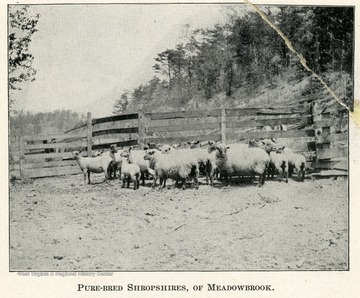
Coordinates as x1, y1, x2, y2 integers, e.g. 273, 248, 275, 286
9, 174, 348, 271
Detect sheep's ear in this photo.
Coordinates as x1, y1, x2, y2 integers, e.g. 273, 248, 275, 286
187, 141, 191, 145
227, 146, 230, 149
143, 146, 149, 150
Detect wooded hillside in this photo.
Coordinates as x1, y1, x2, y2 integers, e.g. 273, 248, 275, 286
113, 6, 353, 114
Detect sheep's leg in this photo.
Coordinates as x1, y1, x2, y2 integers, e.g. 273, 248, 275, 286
152, 175, 157, 188
83, 170, 88, 185
181, 178, 187, 190
121, 178, 126, 188
163, 177, 167, 188
127, 177, 130, 188
258, 169, 267, 187
194, 168, 199, 189
285, 170, 288, 183
288, 165, 294, 178
141, 172, 145, 186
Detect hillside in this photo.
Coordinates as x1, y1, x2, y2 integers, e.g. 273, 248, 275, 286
113, 6, 353, 114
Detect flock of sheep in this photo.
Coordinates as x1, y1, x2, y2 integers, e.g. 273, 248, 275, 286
72, 138, 306, 190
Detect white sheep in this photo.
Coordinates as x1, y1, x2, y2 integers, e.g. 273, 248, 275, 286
268, 149, 289, 183
108, 148, 125, 179
126, 148, 155, 185
162, 142, 218, 186
144, 148, 199, 190
73, 144, 117, 185
209, 143, 270, 186
278, 147, 306, 181
119, 149, 141, 190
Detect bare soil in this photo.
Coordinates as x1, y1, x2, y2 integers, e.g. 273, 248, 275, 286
9, 174, 348, 271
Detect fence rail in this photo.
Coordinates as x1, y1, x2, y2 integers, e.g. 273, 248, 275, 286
9, 101, 348, 179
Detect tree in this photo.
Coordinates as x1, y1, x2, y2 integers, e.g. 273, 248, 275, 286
113, 91, 129, 114
9, 6, 40, 103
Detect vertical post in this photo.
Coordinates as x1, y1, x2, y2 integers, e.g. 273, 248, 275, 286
19, 136, 25, 179
138, 110, 146, 149
87, 112, 93, 157
221, 108, 226, 144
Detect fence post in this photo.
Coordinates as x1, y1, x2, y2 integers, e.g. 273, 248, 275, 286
221, 108, 226, 144
138, 110, 146, 149
87, 112, 93, 157
19, 135, 25, 179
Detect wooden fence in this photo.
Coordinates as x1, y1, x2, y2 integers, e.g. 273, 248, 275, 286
9, 101, 348, 179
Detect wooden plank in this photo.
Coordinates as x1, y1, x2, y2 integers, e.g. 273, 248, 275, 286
148, 122, 220, 133
311, 170, 348, 177
25, 166, 82, 179
226, 107, 308, 117
24, 152, 73, 161
227, 129, 315, 141
226, 116, 312, 128
92, 127, 138, 137
23, 133, 85, 142
322, 133, 348, 143
145, 133, 221, 144
148, 109, 221, 120
87, 112, 93, 158
221, 108, 226, 144
19, 136, 25, 179
92, 139, 138, 150
317, 147, 348, 160
25, 141, 87, 150
92, 113, 139, 125
138, 111, 146, 150
24, 159, 78, 169
314, 117, 348, 128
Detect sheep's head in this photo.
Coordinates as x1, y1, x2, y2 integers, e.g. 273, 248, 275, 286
160, 144, 173, 154
275, 146, 286, 154
172, 143, 183, 150
187, 140, 200, 149
144, 149, 157, 160
207, 141, 217, 153
215, 144, 229, 158
72, 151, 81, 159
147, 142, 161, 150
109, 144, 118, 153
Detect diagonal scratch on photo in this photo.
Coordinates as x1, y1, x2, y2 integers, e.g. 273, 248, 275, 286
8, 3, 351, 271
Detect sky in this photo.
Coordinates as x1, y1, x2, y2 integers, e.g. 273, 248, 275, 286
11, 4, 232, 118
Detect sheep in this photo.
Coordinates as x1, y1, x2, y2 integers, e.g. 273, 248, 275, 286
126, 148, 155, 185
119, 149, 141, 190
209, 143, 270, 186
72, 144, 118, 185
144, 148, 199, 190
108, 148, 125, 179
278, 147, 306, 181
161, 141, 218, 186
268, 148, 289, 183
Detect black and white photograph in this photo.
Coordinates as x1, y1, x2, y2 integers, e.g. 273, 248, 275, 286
5, 0, 357, 282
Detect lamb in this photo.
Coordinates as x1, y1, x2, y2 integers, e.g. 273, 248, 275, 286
278, 147, 306, 181
268, 148, 289, 183
72, 144, 117, 185
126, 147, 155, 185
108, 148, 125, 179
209, 143, 270, 186
143, 149, 199, 190
119, 149, 141, 190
